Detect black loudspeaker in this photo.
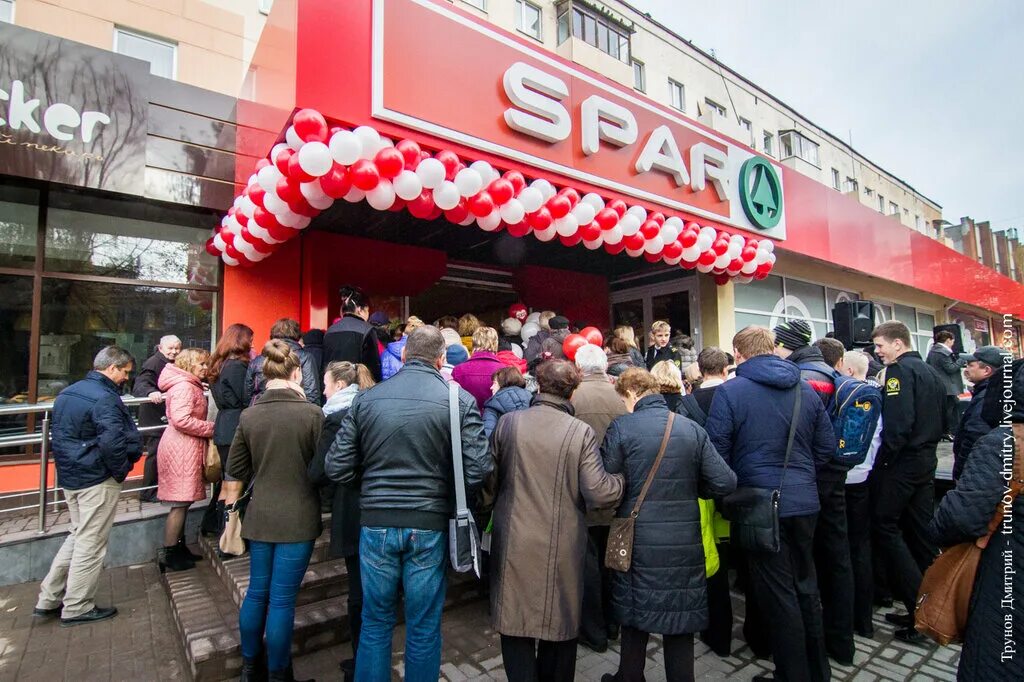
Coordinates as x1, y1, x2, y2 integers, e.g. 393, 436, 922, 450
932, 324, 964, 356
832, 301, 876, 350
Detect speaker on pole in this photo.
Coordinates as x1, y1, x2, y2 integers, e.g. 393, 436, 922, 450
832, 300, 876, 350
932, 324, 964, 356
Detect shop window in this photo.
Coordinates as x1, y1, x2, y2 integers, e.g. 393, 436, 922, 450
114, 28, 176, 79
917, 311, 936, 349
559, 3, 630, 62
762, 131, 774, 157
44, 191, 220, 286
0, 184, 39, 269
515, 0, 541, 40
0, 275, 33, 411
39, 280, 214, 395
779, 130, 820, 167
668, 79, 686, 112
632, 59, 645, 92
0, 0, 12, 23
735, 275, 833, 342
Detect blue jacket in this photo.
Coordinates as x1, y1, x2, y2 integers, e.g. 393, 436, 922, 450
50, 371, 143, 490
482, 386, 532, 440
380, 336, 407, 381
705, 354, 835, 518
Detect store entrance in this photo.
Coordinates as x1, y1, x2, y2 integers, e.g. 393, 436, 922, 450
409, 264, 519, 328
610, 280, 701, 349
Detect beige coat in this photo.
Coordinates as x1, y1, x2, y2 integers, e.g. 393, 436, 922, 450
488, 394, 624, 641
571, 372, 628, 525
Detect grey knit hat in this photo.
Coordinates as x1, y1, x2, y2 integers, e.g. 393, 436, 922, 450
773, 319, 813, 351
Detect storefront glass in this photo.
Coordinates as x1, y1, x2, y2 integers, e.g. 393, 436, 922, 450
0, 185, 40, 269
0, 275, 34, 408
734, 274, 832, 341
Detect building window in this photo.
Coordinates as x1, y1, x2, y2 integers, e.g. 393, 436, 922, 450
257, 0, 273, 15
738, 117, 752, 142
704, 98, 727, 117
734, 274, 836, 341
668, 79, 685, 112
878, 194, 885, 212
831, 168, 841, 190
845, 177, 858, 193
915, 214, 922, 231
114, 28, 176, 79
462, 0, 486, 11
779, 130, 820, 167
515, 0, 542, 40
889, 201, 899, 216
865, 187, 874, 197
558, 3, 630, 62
762, 131, 774, 157
632, 60, 645, 92
0, 0, 12, 23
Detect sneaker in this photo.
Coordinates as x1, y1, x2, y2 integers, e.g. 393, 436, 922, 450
60, 606, 118, 627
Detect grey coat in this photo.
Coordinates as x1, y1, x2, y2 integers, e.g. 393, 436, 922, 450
926, 343, 965, 396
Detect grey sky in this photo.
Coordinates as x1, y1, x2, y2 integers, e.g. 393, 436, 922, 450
635, 0, 1024, 231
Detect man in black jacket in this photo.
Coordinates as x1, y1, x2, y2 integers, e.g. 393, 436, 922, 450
870, 321, 946, 643
952, 345, 1007, 480
325, 326, 490, 680
323, 285, 382, 381
131, 335, 180, 502
926, 330, 966, 439
243, 318, 320, 405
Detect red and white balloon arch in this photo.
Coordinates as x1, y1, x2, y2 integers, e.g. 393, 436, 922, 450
208, 108, 777, 285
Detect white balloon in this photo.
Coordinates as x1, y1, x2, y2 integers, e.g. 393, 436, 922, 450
433, 181, 461, 211
416, 157, 446, 190
759, 240, 775, 253
277, 210, 301, 228
477, 210, 502, 232
298, 141, 333, 177
300, 179, 328, 202
470, 160, 495, 184
222, 253, 240, 267
769, 253, 777, 264
285, 126, 304, 151
682, 245, 702, 262
295, 216, 312, 229
659, 223, 680, 243
730, 233, 745, 245
625, 204, 648, 222
329, 130, 362, 165
248, 249, 269, 263
553, 214, 579, 237
343, 186, 366, 203
735, 275, 753, 284
234, 238, 257, 260
697, 262, 715, 274
377, 136, 394, 149
240, 196, 256, 217
741, 259, 758, 275
213, 233, 227, 251
534, 225, 557, 242
531, 179, 556, 201
353, 126, 380, 154
581, 193, 605, 212
644, 235, 665, 254
571, 202, 596, 226
584, 238, 604, 250
459, 214, 476, 226
499, 199, 526, 225
664, 255, 683, 266
618, 214, 641, 237
247, 224, 271, 242
756, 250, 770, 265
625, 246, 645, 257
699, 226, 717, 243
696, 234, 714, 251
257, 165, 283, 192
270, 143, 289, 162
393, 170, 424, 201
263, 193, 287, 215
366, 180, 397, 210
517, 187, 543, 213
664, 216, 684, 231
714, 253, 731, 269
521, 321, 541, 342
454, 168, 484, 197
604, 224, 624, 245
525, 312, 542, 325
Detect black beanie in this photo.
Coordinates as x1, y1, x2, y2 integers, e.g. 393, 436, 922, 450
773, 320, 812, 351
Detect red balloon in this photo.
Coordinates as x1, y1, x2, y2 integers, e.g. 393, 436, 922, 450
562, 334, 588, 361
276, 177, 301, 205
205, 238, 220, 256
684, 221, 700, 233
436, 150, 461, 180
255, 158, 271, 171
240, 227, 274, 254
712, 239, 729, 256
507, 222, 531, 238
224, 241, 241, 260
649, 212, 666, 225
662, 241, 683, 259
624, 233, 645, 250
504, 171, 526, 194
560, 233, 583, 247
604, 240, 628, 255
374, 147, 405, 179
388, 198, 408, 212
408, 189, 436, 219
467, 191, 495, 218
396, 139, 422, 169
698, 250, 718, 266
640, 220, 660, 239
714, 273, 731, 286
253, 206, 282, 230
488, 179, 514, 205
547, 195, 571, 219
349, 159, 381, 191
579, 223, 601, 241
607, 199, 627, 217
427, 205, 443, 221
266, 221, 294, 241
292, 109, 328, 142
728, 258, 744, 271
287, 154, 315, 183
289, 199, 319, 218
595, 208, 619, 231
580, 326, 603, 346
248, 185, 267, 208
644, 252, 662, 263
741, 247, 757, 262
746, 239, 759, 251
527, 206, 553, 230
329, 126, 344, 136
235, 211, 249, 227
558, 187, 580, 207
319, 164, 352, 198
444, 199, 469, 223
679, 229, 698, 248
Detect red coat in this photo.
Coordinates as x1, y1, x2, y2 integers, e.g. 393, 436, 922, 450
157, 364, 215, 503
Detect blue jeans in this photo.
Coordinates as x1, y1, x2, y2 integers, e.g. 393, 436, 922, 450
356, 527, 447, 682
239, 540, 314, 671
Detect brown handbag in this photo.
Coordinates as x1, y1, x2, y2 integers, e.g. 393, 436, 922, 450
915, 423, 1024, 645
605, 412, 675, 572
203, 439, 223, 483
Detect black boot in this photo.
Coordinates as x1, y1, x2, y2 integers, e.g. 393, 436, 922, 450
177, 536, 203, 561
339, 658, 354, 682
158, 546, 195, 573
267, 665, 314, 682
240, 656, 266, 682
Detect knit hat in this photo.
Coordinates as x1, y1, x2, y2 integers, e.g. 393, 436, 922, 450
549, 315, 570, 331
446, 343, 469, 367
501, 317, 523, 337
368, 311, 390, 326
509, 303, 528, 322
773, 320, 812, 351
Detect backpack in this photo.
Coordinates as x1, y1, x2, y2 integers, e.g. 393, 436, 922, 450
829, 375, 882, 467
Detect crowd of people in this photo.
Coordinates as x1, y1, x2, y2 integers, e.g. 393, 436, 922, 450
32, 283, 1023, 682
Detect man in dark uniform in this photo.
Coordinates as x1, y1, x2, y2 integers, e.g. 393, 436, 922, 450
131, 335, 180, 502
951, 345, 1007, 480
870, 321, 945, 643
926, 330, 965, 440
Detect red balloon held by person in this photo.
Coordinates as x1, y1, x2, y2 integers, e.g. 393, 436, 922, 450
562, 334, 588, 361
579, 327, 603, 346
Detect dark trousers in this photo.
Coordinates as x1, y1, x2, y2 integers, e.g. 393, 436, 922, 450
140, 434, 162, 499
943, 395, 959, 435
871, 461, 938, 615
813, 476, 855, 662
844, 481, 874, 632
735, 546, 772, 659
200, 444, 230, 535
499, 635, 577, 682
346, 554, 363, 657
580, 525, 613, 647
747, 514, 830, 682
702, 541, 733, 656
618, 626, 694, 682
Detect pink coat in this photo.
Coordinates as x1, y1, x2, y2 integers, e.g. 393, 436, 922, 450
157, 364, 215, 503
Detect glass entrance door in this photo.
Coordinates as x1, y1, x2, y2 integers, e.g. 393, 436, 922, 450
610, 281, 701, 351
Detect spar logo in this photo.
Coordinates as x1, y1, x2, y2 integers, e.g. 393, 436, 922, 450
739, 157, 783, 230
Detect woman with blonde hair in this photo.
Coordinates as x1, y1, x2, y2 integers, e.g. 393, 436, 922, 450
156, 348, 215, 572
613, 325, 646, 368
650, 360, 685, 412
459, 313, 482, 352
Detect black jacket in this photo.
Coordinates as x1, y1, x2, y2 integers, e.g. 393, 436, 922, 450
602, 395, 737, 634
645, 344, 682, 370
952, 377, 991, 481
324, 360, 491, 531
309, 408, 360, 558
323, 315, 382, 382
926, 343, 965, 397
211, 358, 248, 446
51, 372, 143, 490
877, 351, 946, 472
131, 351, 170, 429
243, 339, 321, 406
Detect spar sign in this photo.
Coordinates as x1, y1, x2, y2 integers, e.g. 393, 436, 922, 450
370, 0, 786, 239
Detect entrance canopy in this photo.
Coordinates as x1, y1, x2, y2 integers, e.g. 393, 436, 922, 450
216, 0, 1024, 317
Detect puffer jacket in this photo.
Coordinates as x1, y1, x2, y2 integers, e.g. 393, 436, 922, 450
452, 350, 506, 411
602, 395, 737, 634
325, 360, 491, 532
483, 386, 532, 440
243, 338, 321, 406
705, 354, 835, 518
156, 364, 215, 502
50, 371, 143, 490
380, 336, 407, 381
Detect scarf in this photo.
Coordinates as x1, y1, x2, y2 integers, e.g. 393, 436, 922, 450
323, 384, 359, 416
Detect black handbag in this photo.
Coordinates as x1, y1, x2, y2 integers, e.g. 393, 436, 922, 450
720, 385, 801, 553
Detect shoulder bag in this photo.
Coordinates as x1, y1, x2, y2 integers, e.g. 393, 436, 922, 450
605, 412, 675, 572
218, 480, 253, 557
448, 381, 482, 578
915, 423, 1024, 645
719, 385, 802, 553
